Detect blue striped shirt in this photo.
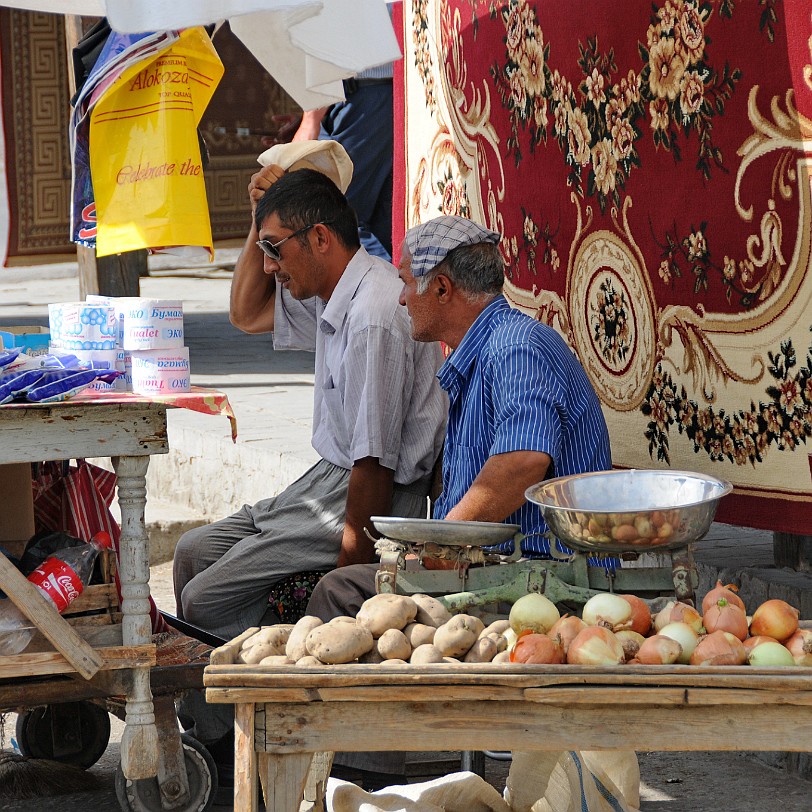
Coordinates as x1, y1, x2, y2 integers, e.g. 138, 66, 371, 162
432, 295, 612, 559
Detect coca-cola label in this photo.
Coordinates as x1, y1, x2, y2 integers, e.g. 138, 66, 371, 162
29, 559, 84, 612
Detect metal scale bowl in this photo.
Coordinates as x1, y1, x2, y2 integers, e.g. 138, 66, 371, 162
371, 469, 732, 611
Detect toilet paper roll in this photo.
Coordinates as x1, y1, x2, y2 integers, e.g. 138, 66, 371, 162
48, 302, 118, 351
130, 347, 190, 395
120, 299, 184, 350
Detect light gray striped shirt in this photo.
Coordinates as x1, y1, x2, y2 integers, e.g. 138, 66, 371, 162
272, 247, 447, 484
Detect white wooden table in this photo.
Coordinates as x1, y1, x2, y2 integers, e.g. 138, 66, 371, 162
204, 660, 812, 811
0, 396, 171, 780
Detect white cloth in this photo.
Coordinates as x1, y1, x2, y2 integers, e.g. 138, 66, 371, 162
0, 0, 401, 110
257, 140, 354, 194
272, 247, 446, 484
324, 753, 641, 812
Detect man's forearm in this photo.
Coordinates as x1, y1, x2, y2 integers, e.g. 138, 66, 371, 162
338, 457, 395, 567
444, 450, 552, 523
229, 223, 276, 333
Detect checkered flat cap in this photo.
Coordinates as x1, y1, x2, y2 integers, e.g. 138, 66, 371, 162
404, 216, 501, 277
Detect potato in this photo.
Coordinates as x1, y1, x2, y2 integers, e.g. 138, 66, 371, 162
258, 655, 294, 666
411, 594, 452, 628
487, 632, 508, 653
356, 593, 418, 637
433, 614, 485, 657
492, 650, 511, 663
305, 621, 374, 664
479, 619, 511, 639
238, 643, 280, 664
331, 616, 358, 624
359, 647, 385, 664
379, 658, 408, 666
463, 637, 498, 663
285, 616, 323, 662
409, 644, 444, 664
442, 657, 460, 664
295, 655, 324, 667
240, 624, 294, 655
403, 622, 436, 648
376, 628, 412, 660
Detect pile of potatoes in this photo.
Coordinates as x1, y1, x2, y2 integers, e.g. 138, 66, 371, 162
235, 593, 512, 666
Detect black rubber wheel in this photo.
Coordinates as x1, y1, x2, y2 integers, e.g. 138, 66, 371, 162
15, 701, 111, 770
114, 733, 218, 812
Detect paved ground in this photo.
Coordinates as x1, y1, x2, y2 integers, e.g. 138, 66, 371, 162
2, 254, 812, 809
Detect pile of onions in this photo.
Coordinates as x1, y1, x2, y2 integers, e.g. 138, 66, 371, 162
703, 598, 749, 641
749, 599, 800, 642
567, 626, 625, 665
509, 631, 564, 664
581, 593, 632, 631
701, 580, 745, 615
690, 630, 747, 666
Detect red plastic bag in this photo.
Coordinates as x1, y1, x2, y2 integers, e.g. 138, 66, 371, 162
32, 460, 169, 634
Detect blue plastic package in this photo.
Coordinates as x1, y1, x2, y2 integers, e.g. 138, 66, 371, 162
0, 366, 122, 404
0, 349, 21, 369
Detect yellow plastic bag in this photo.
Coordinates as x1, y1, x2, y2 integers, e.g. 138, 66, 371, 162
89, 27, 224, 258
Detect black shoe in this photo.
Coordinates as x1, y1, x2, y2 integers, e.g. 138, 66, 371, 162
329, 764, 407, 792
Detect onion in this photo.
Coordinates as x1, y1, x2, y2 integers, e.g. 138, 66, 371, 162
749, 599, 800, 642
636, 634, 682, 665
548, 615, 587, 656
747, 640, 796, 667
614, 630, 646, 661
654, 601, 703, 634
582, 593, 632, 631
701, 580, 745, 615
743, 635, 780, 655
783, 629, 812, 666
509, 593, 560, 635
702, 598, 749, 641
567, 626, 625, 665
619, 594, 652, 636
658, 622, 700, 664
509, 631, 564, 664
689, 630, 747, 666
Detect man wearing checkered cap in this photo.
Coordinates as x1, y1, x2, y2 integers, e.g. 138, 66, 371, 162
306, 214, 612, 787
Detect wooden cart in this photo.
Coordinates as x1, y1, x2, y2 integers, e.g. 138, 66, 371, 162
0, 392, 231, 811
204, 643, 812, 812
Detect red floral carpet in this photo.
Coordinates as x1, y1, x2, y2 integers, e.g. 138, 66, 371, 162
395, 1, 812, 534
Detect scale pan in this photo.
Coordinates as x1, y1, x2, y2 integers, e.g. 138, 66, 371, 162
525, 469, 732, 554
370, 517, 521, 547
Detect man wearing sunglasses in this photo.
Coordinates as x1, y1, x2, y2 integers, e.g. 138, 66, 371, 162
173, 164, 446, 644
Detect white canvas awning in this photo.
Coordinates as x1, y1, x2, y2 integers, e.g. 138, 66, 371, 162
0, 0, 401, 108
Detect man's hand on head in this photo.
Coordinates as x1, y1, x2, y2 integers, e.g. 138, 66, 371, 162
248, 164, 285, 213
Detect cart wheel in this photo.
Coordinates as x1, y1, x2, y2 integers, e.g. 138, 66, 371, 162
114, 733, 218, 812
15, 701, 111, 770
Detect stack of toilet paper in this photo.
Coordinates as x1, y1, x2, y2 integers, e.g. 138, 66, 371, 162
49, 297, 190, 395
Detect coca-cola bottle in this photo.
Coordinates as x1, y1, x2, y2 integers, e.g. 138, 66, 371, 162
0, 531, 112, 656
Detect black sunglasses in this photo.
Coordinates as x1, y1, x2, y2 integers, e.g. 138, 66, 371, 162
255, 220, 333, 261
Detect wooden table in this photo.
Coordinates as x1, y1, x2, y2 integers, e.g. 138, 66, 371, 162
1, 394, 187, 781
204, 660, 812, 811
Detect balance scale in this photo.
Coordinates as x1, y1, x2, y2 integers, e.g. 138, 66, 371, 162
370, 469, 733, 612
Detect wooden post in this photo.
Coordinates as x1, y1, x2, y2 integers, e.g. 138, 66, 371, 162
65, 16, 146, 299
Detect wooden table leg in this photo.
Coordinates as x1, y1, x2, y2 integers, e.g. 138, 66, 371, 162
258, 752, 314, 812
113, 454, 159, 780
235, 703, 258, 812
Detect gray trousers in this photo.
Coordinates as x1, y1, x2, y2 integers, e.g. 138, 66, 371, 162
175, 459, 428, 744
